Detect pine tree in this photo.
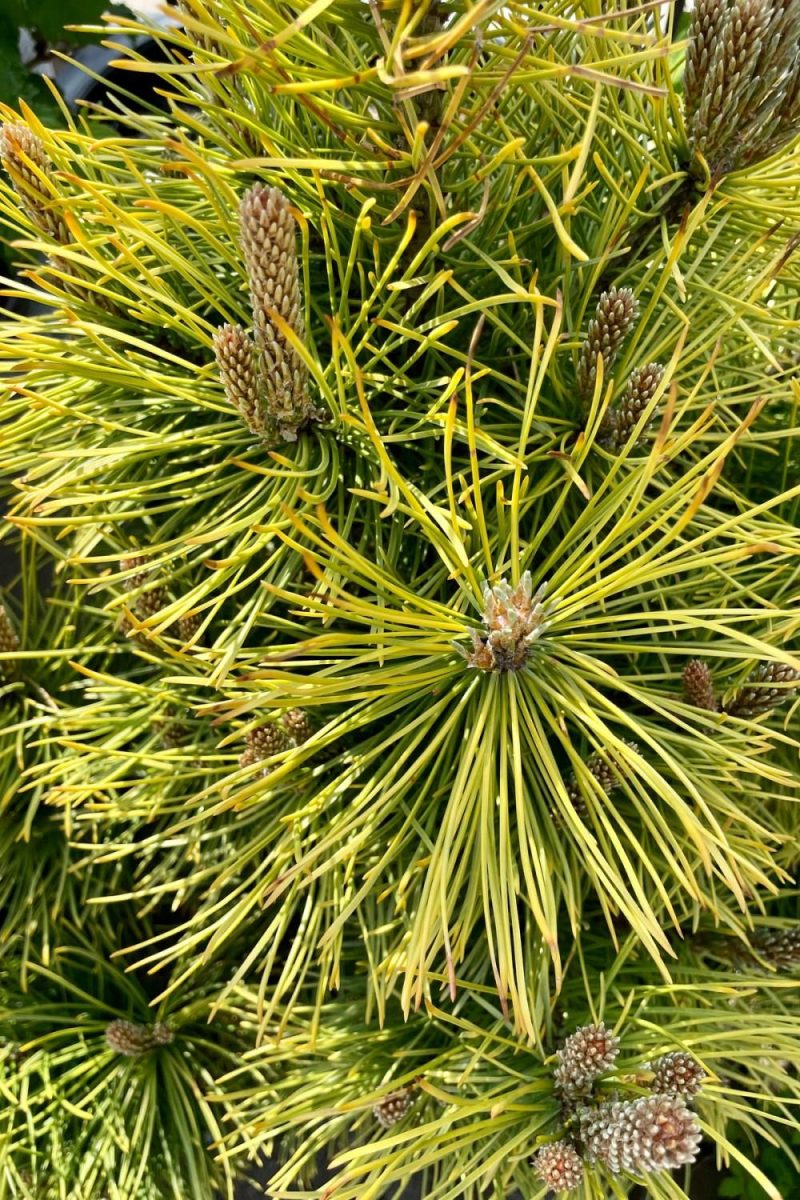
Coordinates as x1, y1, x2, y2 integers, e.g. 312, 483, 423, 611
1, 1, 800, 1197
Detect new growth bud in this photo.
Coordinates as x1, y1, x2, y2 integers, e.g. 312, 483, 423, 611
460, 572, 549, 672
228, 184, 324, 443
554, 1022, 620, 1097
577, 286, 639, 404
532, 1140, 584, 1192
580, 1094, 702, 1175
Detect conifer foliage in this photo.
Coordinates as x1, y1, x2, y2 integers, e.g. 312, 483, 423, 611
1, 1, 800, 1197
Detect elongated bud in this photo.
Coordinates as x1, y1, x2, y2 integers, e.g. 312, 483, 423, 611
0, 124, 68, 243
105, 1019, 173, 1056
239, 184, 321, 441
723, 662, 800, 718
554, 1021, 620, 1097
0, 122, 117, 312
682, 660, 718, 711
649, 1052, 706, 1099
213, 323, 265, 437
693, 0, 768, 168
580, 1095, 702, 1175
603, 362, 665, 449
577, 286, 639, 404
240, 184, 304, 349
683, 0, 727, 122
685, 0, 800, 175
532, 1140, 584, 1192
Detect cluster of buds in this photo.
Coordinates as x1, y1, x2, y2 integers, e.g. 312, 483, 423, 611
577, 286, 639, 404
693, 925, 800, 974
105, 1019, 173, 1057
0, 601, 20, 679
682, 659, 718, 711
724, 661, 800, 719
532, 1139, 584, 1192
121, 556, 170, 624
648, 1051, 707, 1099
748, 925, 800, 972
118, 555, 203, 646
215, 184, 324, 445
239, 709, 313, 773
554, 1022, 620, 1098
599, 361, 665, 451
373, 1081, 419, 1128
682, 659, 799, 719
684, 0, 800, 177
459, 572, 549, 672
557, 741, 639, 825
534, 1023, 705, 1192
579, 1094, 702, 1176
177, 610, 204, 645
